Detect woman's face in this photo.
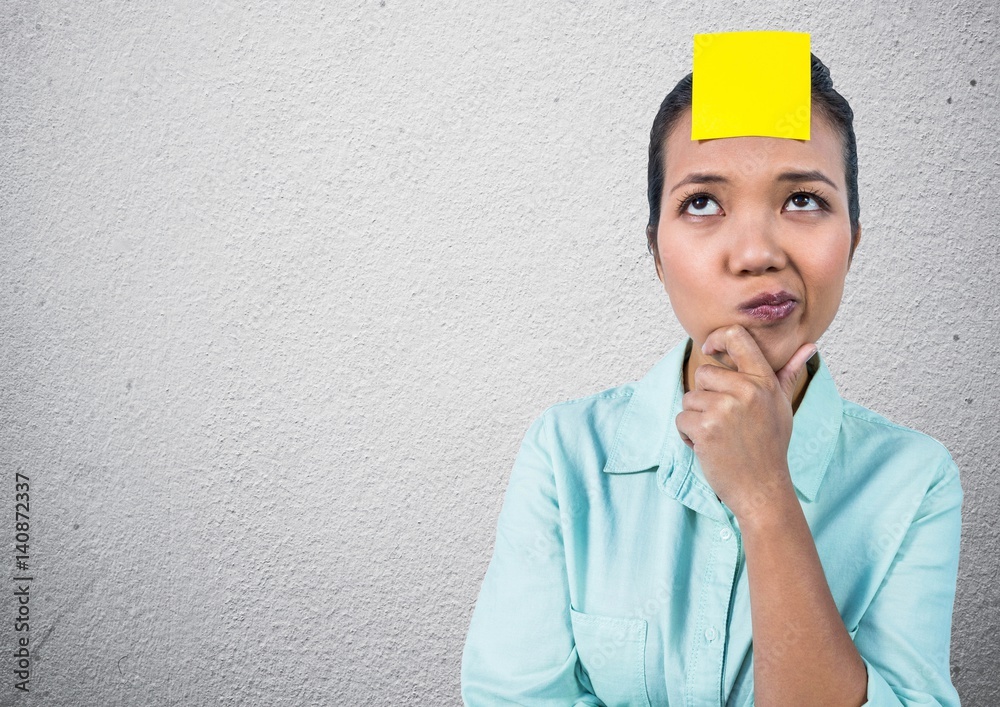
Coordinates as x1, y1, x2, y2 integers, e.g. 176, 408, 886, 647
653, 107, 861, 379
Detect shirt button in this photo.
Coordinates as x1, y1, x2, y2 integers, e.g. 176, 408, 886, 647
705, 627, 719, 641
719, 528, 732, 541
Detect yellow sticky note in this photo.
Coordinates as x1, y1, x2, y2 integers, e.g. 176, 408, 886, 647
692, 31, 811, 140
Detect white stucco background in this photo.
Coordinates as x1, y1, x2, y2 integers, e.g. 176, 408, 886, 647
2, 1, 998, 705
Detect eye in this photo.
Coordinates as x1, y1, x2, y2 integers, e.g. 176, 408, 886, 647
677, 193, 723, 217
785, 191, 827, 212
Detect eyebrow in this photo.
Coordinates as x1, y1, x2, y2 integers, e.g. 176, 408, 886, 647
669, 169, 839, 195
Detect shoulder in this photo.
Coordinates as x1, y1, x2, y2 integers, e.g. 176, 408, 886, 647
503, 382, 641, 509
532, 381, 637, 443
541, 381, 638, 421
514, 380, 641, 479
838, 398, 962, 495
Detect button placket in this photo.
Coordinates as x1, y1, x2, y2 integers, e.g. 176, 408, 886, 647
688, 518, 742, 706
705, 524, 729, 644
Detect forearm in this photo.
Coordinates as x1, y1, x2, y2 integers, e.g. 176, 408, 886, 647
739, 477, 868, 707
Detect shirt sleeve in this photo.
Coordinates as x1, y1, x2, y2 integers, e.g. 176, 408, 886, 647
855, 455, 963, 706
461, 412, 601, 707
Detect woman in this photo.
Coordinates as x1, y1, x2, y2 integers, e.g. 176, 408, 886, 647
462, 52, 962, 707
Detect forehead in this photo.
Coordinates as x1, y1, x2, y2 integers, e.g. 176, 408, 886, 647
663, 107, 845, 190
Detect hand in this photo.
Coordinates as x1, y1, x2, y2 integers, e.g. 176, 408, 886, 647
675, 325, 817, 522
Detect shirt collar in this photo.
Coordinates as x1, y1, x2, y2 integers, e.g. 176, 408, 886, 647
602, 335, 842, 506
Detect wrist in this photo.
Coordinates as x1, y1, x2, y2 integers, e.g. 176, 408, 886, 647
735, 475, 800, 532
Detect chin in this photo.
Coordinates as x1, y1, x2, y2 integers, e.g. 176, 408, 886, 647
771, 342, 805, 372
742, 330, 800, 372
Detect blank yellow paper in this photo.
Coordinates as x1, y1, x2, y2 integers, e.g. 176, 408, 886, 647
691, 31, 811, 140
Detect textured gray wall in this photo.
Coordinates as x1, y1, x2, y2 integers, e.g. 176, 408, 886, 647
2, 1, 998, 705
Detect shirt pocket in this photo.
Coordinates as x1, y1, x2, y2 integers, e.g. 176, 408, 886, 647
569, 608, 651, 707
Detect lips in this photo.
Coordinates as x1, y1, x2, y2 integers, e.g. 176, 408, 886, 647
737, 290, 799, 323
738, 290, 797, 310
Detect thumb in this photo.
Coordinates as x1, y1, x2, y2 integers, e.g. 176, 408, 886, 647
776, 343, 818, 403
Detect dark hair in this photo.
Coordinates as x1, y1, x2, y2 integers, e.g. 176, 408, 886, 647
645, 53, 860, 256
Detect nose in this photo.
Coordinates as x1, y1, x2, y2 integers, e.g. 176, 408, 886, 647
726, 211, 788, 275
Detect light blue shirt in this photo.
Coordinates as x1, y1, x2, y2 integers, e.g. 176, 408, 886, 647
462, 336, 962, 706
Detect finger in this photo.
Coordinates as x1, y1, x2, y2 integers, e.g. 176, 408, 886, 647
692, 361, 752, 396
700, 325, 772, 378
681, 389, 717, 412
675, 410, 698, 449
701, 349, 738, 372
776, 343, 818, 402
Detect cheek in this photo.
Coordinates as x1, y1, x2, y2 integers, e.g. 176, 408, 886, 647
658, 251, 721, 332
659, 258, 699, 302
659, 243, 712, 287
802, 251, 850, 307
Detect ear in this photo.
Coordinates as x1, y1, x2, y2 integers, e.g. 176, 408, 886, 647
647, 224, 664, 284
848, 222, 862, 269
